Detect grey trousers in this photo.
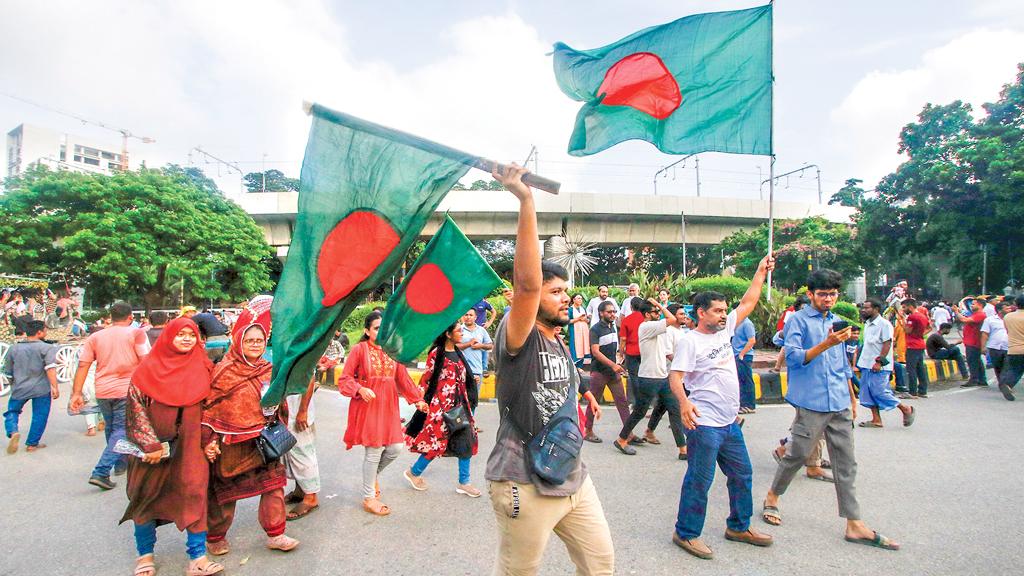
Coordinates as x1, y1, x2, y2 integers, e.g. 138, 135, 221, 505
362, 443, 403, 499
770, 407, 861, 520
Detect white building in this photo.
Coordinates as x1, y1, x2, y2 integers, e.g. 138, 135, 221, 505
5, 123, 128, 178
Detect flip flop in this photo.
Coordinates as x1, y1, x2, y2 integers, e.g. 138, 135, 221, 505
761, 501, 782, 526
845, 531, 900, 551
806, 472, 835, 483
363, 498, 391, 516
286, 502, 319, 521
858, 421, 884, 428
187, 560, 224, 575
613, 441, 637, 456
133, 555, 156, 576
902, 406, 916, 427
643, 435, 662, 445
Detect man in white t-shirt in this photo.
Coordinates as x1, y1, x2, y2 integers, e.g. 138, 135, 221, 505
982, 300, 1010, 381
644, 303, 691, 445
611, 298, 686, 459
586, 285, 618, 327
618, 283, 641, 320
930, 303, 952, 328
668, 255, 775, 560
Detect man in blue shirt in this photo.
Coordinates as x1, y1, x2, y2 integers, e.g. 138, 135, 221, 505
731, 312, 757, 413
458, 309, 492, 411
761, 269, 901, 551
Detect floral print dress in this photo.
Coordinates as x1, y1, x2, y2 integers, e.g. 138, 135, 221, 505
406, 349, 477, 459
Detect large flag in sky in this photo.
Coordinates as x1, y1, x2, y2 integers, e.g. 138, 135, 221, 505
267, 104, 472, 405
378, 215, 502, 363
552, 4, 772, 157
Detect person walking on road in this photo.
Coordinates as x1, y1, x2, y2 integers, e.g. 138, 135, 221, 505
485, 163, 614, 576
121, 317, 223, 576
981, 301, 1009, 382
584, 301, 630, 443
404, 323, 481, 498
70, 301, 151, 490
668, 255, 775, 560
855, 299, 916, 429
762, 269, 901, 551
997, 295, 1024, 400
3, 320, 59, 454
283, 375, 321, 521
339, 311, 428, 517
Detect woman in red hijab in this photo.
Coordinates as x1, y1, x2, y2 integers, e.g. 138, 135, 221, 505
201, 297, 299, 556
120, 317, 223, 576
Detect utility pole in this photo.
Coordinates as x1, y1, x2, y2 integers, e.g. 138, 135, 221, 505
761, 163, 822, 204
982, 244, 988, 294
681, 212, 687, 278
695, 156, 702, 197
653, 153, 699, 196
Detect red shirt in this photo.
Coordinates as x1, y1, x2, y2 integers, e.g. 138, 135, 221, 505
619, 312, 644, 356
962, 310, 987, 348
905, 309, 929, 350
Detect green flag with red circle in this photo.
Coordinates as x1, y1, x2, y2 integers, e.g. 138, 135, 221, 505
553, 4, 772, 157
267, 104, 472, 405
378, 215, 501, 363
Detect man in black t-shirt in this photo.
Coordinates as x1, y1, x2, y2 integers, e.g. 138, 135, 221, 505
583, 301, 630, 443
926, 323, 968, 379
485, 163, 614, 576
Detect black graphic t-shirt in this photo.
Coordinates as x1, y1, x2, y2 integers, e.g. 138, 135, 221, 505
485, 317, 586, 496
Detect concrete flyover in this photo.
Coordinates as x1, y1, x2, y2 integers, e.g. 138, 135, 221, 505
238, 190, 855, 258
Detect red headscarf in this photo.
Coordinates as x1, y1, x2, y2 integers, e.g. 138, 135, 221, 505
132, 317, 213, 407
204, 296, 275, 440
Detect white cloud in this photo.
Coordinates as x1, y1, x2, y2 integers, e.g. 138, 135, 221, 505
0, 1, 584, 196
829, 29, 1024, 186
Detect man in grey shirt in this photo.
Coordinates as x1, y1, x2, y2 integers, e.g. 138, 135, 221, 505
486, 163, 614, 576
3, 320, 59, 453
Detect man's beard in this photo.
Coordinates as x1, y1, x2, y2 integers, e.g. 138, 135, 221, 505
703, 321, 726, 333
540, 307, 570, 328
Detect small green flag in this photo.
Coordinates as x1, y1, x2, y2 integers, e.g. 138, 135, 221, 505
553, 4, 772, 157
267, 105, 472, 405
378, 215, 501, 363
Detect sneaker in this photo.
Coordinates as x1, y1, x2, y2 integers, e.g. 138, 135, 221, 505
456, 484, 482, 498
6, 432, 19, 454
403, 469, 428, 491
266, 534, 299, 552
88, 475, 117, 490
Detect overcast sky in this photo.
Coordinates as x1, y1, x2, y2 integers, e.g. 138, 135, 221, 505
3, 0, 1023, 204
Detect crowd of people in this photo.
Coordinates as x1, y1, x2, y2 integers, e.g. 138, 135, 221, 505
3, 165, 1022, 575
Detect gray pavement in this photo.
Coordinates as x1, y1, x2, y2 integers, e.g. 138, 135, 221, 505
2, 377, 1022, 575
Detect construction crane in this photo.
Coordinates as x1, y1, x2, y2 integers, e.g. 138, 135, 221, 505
1, 92, 155, 171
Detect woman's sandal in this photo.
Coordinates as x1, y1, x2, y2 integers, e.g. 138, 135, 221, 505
186, 558, 224, 575
363, 498, 391, 516
133, 555, 156, 576
286, 502, 319, 521
858, 421, 884, 428
762, 501, 782, 526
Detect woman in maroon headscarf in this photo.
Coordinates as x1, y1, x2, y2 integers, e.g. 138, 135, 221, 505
201, 298, 298, 557
120, 317, 223, 576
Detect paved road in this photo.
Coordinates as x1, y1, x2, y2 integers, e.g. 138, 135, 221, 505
3, 377, 1022, 575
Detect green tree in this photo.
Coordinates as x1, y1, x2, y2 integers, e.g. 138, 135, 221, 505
0, 166, 275, 312
243, 169, 300, 193
719, 217, 860, 290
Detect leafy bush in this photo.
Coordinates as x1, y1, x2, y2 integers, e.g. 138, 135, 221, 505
685, 276, 760, 305
831, 301, 859, 321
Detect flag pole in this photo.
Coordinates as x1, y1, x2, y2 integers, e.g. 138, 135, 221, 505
301, 101, 561, 195
766, 1, 775, 299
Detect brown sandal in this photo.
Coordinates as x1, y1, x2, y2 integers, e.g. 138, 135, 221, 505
286, 502, 319, 521
363, 498, 391, 516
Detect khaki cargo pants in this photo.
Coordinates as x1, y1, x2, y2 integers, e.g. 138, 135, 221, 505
488, 475, 614, 575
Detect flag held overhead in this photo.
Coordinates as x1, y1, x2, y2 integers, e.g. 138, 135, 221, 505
553, 4, 772, 157
378, 215, 502, 363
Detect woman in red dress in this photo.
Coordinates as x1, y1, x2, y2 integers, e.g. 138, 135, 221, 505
402, 322, 481, 497
121, 317, 223, 576
339, 311, 427, 516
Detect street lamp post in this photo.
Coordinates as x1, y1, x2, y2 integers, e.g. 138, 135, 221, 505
653, 153, 700, 196
761, 163, 824, 203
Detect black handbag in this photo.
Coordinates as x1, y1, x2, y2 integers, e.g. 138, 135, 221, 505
256, 420, 296, 463
442, 402, 471, 434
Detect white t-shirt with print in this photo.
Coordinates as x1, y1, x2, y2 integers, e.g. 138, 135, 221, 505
670, 310, 739, 427
981, 316, 1009, 351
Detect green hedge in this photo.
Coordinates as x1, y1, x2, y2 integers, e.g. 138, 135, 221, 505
684, 276, 759, 304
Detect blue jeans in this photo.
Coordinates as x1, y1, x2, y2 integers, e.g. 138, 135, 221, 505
410, 453, 471, 485
966, 346, 988, 385
999, 354, 1024, 389
905, 349, 929, 395
675, 422, 752, 540
134, 521, 207, 560
735, 356, 755, 409
93, 398, 127, 478
4, 394, 52, 446
893, 361, 907, 392
934, 347, 969, 378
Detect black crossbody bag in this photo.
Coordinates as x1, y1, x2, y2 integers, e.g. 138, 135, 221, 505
505, 341, 583, 485
257, 417, 297, 463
